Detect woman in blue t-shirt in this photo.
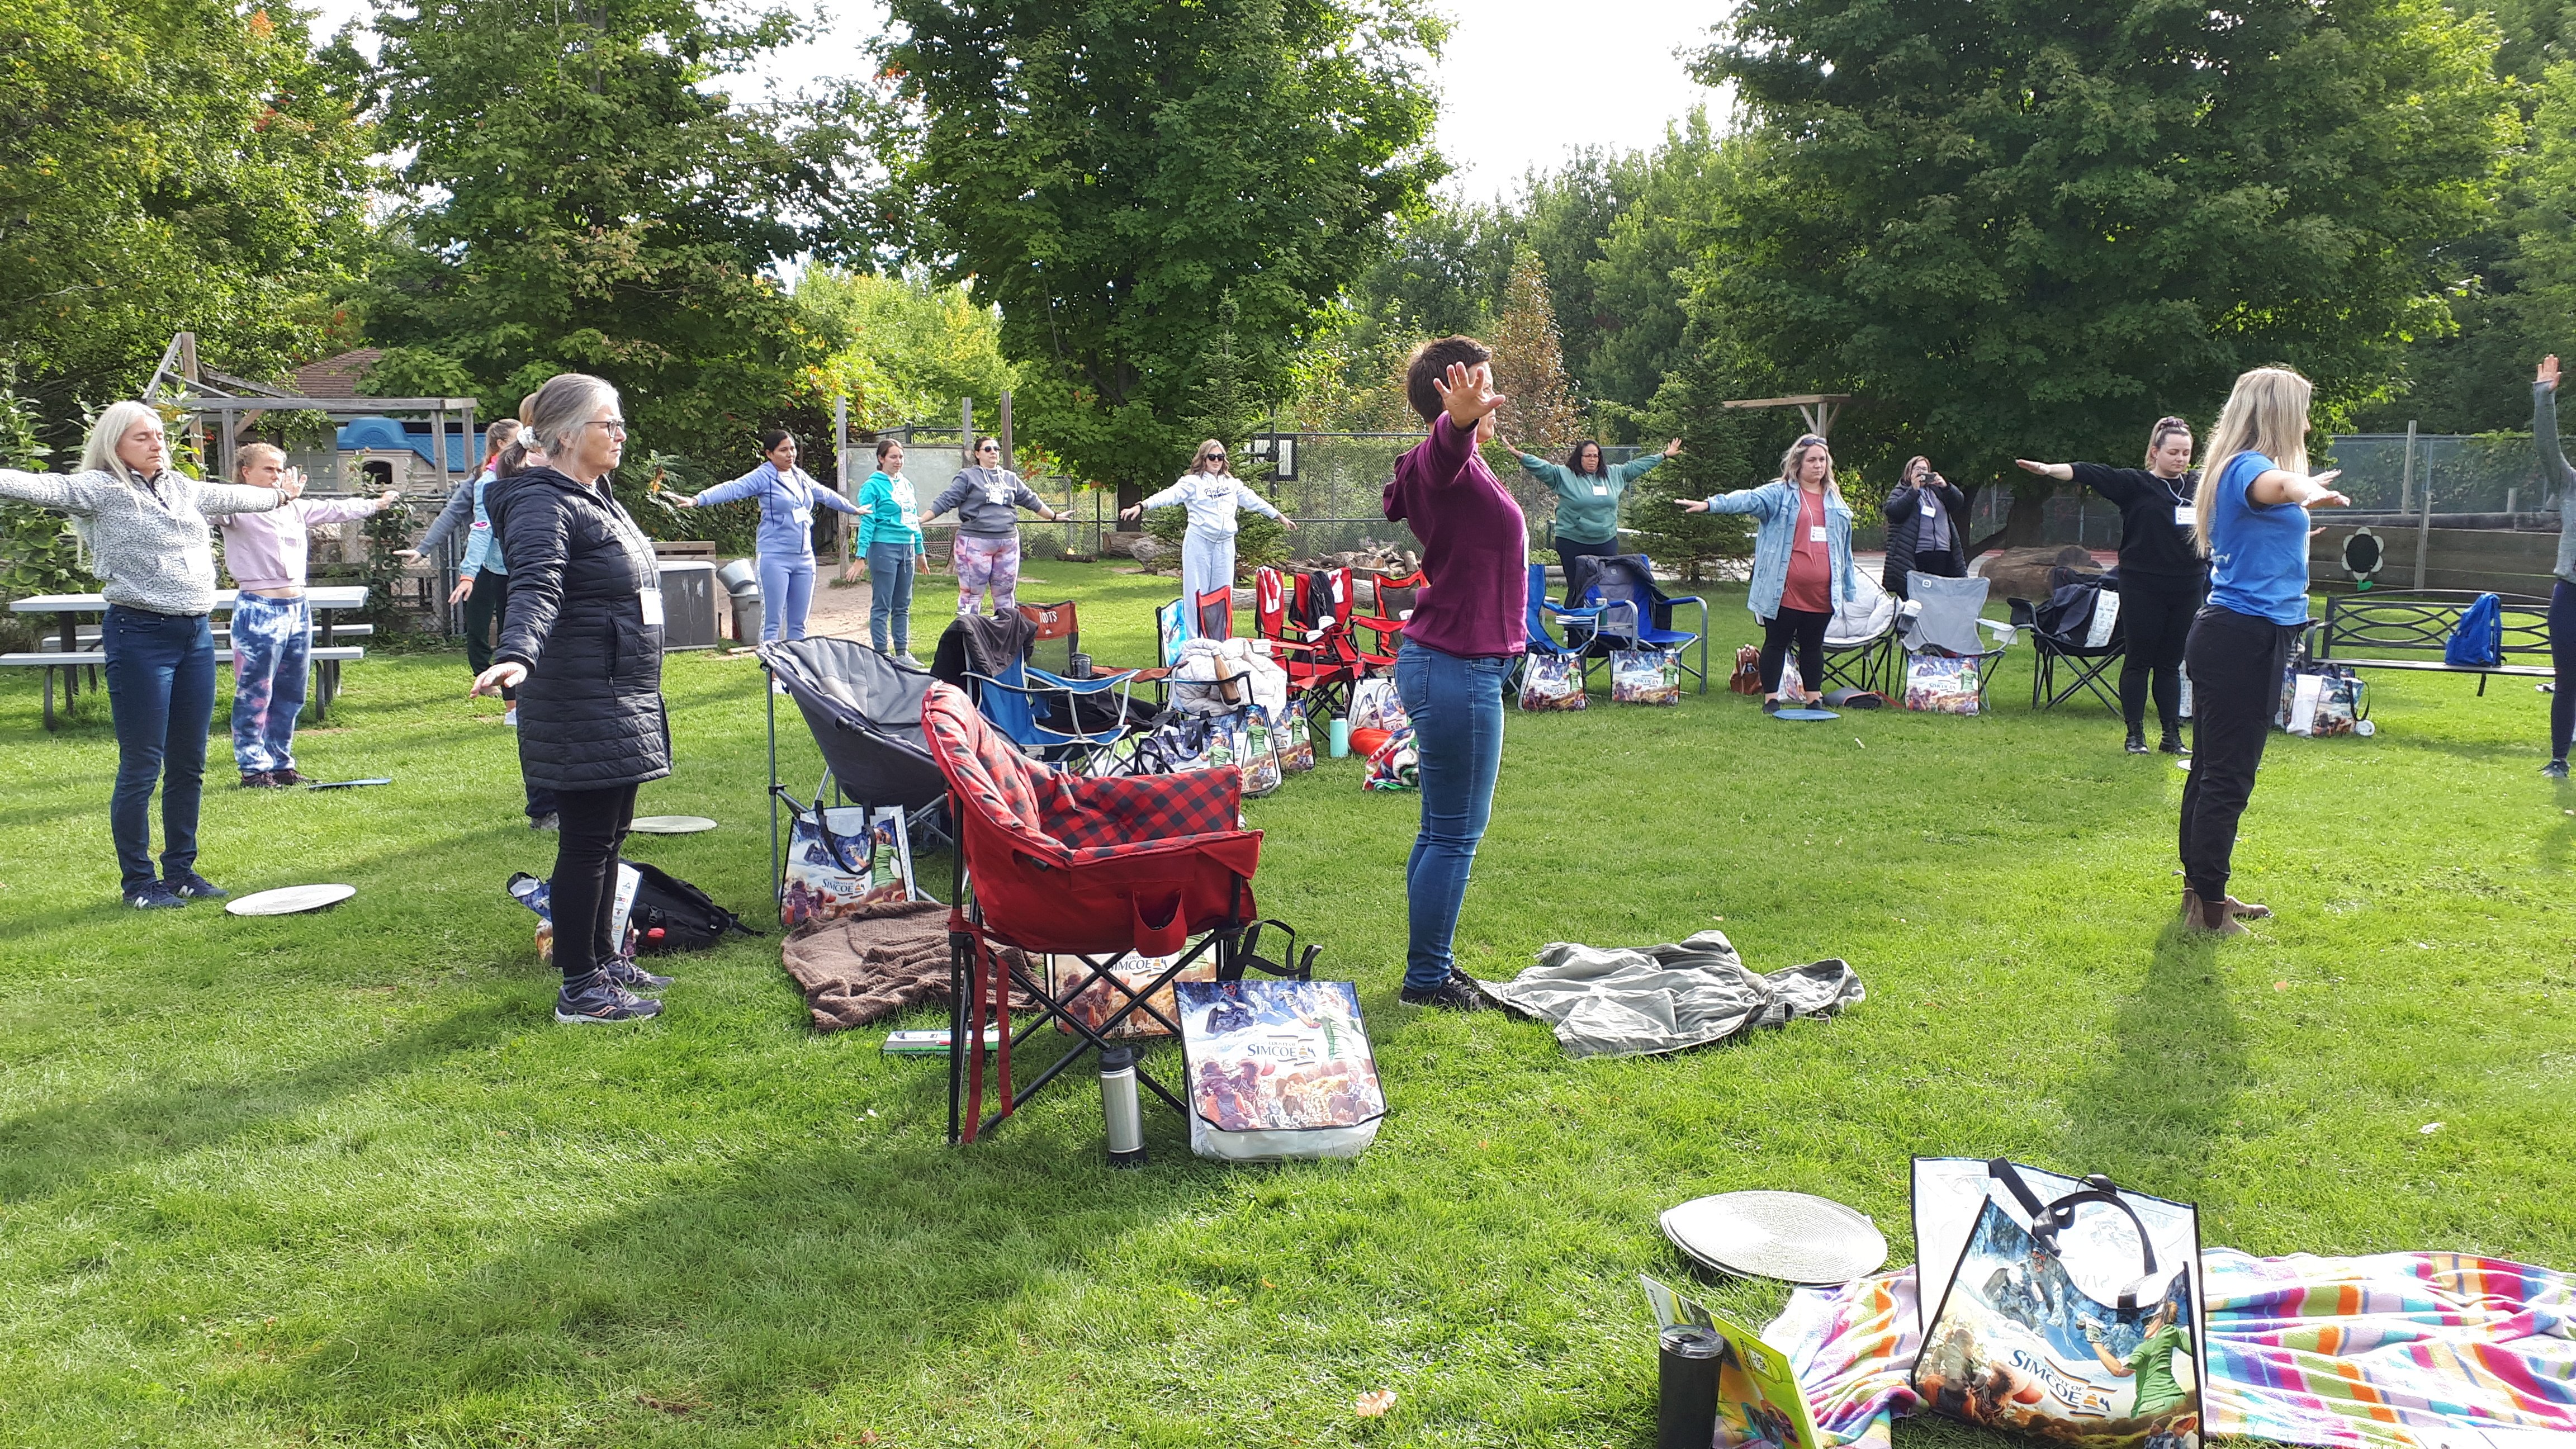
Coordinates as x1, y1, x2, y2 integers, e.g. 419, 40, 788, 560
2178, 367, 2349, 935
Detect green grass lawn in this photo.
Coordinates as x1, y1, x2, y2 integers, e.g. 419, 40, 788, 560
0, 560, 2569, 1448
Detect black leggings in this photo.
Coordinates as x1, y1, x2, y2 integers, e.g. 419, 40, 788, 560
2118, 573, 2202, 738
1554, 534, 1620, 607
2179, 607, 2298, 902
551, 783, 639, 982
2553, 580, 2575, 763
1760, 607, 1831, 695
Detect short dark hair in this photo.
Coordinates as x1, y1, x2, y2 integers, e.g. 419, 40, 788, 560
759, 429, 795, 455
874, 437, 902, 462
1405, 335, 1494, 424
1563, 439, 1604, 476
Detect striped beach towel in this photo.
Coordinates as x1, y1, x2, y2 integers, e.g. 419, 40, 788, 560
1765, 1248, 2575, 1449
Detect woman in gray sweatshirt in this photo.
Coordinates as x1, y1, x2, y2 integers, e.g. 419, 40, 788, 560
923, 435, 1066, 615
0, 402, 286, 906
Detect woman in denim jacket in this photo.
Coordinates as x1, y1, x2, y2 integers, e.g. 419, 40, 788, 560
1679, 433, 1857, 705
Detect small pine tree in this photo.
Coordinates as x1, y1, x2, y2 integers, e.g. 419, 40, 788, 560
1486, 250, 1585, 529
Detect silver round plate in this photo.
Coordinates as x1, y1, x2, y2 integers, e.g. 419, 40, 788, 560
1661, 1190, 1888, 1285
226, 883, 357, 917
629, 815, 718, 834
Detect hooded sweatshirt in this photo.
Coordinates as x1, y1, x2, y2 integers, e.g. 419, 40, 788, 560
2536, 381, 2575, 586
220, 493, 390, 592
930, 466, 1046, 537
1138, 471, 1284, 538
692, 461, 861, 560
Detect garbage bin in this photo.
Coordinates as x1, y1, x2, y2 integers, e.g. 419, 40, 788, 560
717, 558, 763, 643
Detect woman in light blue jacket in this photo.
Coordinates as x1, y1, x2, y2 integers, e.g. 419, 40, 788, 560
1679, 433, 1857, 704
676, 430, 862, 642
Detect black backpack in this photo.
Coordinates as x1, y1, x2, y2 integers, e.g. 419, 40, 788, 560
626, 861, 761, 955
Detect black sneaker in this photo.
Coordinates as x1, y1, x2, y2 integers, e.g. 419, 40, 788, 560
604, 954, 674, 994
2124, 733, 2149, 754
1399, 971, 1488, 1012
2545, 759, 2570, 780
126, 882, 186, 910
2160, 735, 2191, 757
554, 972, 662, 1025
164, 870, 228, 900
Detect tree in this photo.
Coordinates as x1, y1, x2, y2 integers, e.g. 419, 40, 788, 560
881, 0, 1445, 503
792, 269, 1019, 433
0, 0, 375, 427
1579, 112, 1731, 438
1488, 248, 1584, 456
1693, 0, 2514, 542
357, 0, 865, 465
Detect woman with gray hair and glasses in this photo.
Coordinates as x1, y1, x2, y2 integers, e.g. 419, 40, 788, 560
471, 374, 673, 1024
0, 402, 288, 907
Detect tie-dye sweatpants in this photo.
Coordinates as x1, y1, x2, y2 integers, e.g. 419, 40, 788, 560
229, 593, 311, 774
953, 533, 1022, 615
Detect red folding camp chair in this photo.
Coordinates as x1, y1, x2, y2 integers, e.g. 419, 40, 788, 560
1194, 586, 1234, 642
1348, 567, 1422, 674
1016, 600, 1081, 677
1255, 566, 1356, 719
924, 683, 1310, 1144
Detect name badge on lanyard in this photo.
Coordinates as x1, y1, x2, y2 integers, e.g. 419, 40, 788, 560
2174, 503, 2194, 527
1592, 482, 1610, 498
640, 586, 665, 627
1809, 525, 1828, 543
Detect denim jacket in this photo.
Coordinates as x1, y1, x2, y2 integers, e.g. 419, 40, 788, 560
1703, 479, 1858, 621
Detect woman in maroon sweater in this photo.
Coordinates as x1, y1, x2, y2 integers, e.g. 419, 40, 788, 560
1381, 337, 1525, 1012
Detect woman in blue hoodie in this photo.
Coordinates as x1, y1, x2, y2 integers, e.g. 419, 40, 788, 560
676, 430, 862, 642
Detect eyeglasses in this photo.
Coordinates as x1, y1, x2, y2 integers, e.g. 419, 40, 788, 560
587, 419, 629, 435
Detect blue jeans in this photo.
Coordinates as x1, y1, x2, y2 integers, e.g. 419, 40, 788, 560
866, 543, 917, 652
1395, 638, 1512, 991
102, 605, 216, 892
228, 592, 310, 774
759, 554, 816, 642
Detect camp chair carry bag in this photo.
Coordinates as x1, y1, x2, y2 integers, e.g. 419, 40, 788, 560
1178, 978, 1386, 1162
2276, 662, 2366, 737
1911, 1158, 2206, 1449
1903, 653, 1983, 714
780, 801, 920, 927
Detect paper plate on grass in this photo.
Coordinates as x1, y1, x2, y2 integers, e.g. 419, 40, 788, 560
630, 815, 718, 834
1770, 708, 1840, 722
1661, 1190, 1888, 1285
226, 883, 357, 917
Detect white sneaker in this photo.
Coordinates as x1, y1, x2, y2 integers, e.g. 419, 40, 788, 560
503, 705, 518, 727
897, 651, 924, 669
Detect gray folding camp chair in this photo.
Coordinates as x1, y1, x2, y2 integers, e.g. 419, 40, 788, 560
1897, 572, 2016, 712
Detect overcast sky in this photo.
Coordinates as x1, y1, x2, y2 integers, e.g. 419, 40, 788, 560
302, 0, 1726, 193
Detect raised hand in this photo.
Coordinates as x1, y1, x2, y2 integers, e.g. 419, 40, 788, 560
1677, 498, 1711, 514
1432, 361, 1507, 433
2542, 355, 2562, 390
2015, 459, 2073, 481
1663, 438, 1683, 458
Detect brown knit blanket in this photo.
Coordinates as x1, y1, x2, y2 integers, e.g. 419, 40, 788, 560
780, 899, 1037, 1033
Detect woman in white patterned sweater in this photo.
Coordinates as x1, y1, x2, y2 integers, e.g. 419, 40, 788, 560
0, 402, 288, 907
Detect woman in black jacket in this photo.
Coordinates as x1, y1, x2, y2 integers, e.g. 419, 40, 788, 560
1881, 456, 1969, 600
472, 374, 671, 1024
2016, 417, 2205, 755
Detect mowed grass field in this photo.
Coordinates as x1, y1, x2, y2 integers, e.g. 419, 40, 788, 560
0, 560, 2568, 1448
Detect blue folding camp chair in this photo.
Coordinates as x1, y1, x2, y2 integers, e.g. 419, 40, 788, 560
967, 655, 1148, 771
1517, 562, 1605, 692
1568, 553, 1711, 695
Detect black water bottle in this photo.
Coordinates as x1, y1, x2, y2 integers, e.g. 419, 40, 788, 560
1656, 1324, 1722, 1449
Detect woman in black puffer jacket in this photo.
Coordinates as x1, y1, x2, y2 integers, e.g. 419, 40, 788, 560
472, 373, 670, 1025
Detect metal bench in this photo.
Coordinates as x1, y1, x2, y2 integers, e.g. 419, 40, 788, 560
2310, 590, 2553, 694
2, 646, 366, 731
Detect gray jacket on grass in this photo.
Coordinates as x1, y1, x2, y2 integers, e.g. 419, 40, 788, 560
2536, 382, 2575, 586
929, 466, 1047, 537
0, 467, 280, 615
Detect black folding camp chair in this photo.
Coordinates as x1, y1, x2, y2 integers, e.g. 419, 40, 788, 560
2012, 579, 2126, 713
759, 637, 951, 896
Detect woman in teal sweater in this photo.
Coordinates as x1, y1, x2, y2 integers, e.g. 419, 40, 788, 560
1503, 436, 1680, 603
842, 437, 928, 664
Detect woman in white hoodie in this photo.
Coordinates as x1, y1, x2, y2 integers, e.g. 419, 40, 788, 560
1120, 439, 1297, 634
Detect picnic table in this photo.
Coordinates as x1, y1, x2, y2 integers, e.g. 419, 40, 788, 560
6, 587, 371, 730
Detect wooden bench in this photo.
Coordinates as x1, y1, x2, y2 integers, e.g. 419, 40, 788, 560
1, 646, 366, 731
2309, 590, 2553, 695
36, 621, 373, 651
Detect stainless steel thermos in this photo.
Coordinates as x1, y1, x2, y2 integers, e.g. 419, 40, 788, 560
1099, 1045, 1145, 1168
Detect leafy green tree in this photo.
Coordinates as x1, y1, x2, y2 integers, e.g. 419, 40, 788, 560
357, 0, 865, 464
882, 0, 1445, 502
1692, 0, 2514, 541
0, 0, 375, 425
1579, 113, 1732, 438
793, 269, 1020, 433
